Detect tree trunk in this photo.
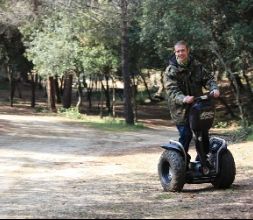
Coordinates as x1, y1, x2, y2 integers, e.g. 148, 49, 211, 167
121, 0, 134, 125
7, 65, 15, 107
60, 75, 64, 96
62, 74, 73, 108
154, 71, 165, 100
31, 72, 38, 108
87, 77, 93, 111
16, 81, 22, 99
47, 76, 57, 113
132, 75, 138, 122
242, 70, 253, 101
112, 78, 116, 118
104, 74, 111, 114
99, 81, 104, 118
55, 75, 61, 104
76, 75, 83, 113
9, 79, 15, 107
140, 71, 153, 101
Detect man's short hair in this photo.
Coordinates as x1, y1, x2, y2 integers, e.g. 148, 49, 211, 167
174, 40, 189, 49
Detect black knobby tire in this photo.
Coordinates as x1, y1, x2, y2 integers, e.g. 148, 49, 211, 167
158, 150, 186, 192
212, 149, 236, 189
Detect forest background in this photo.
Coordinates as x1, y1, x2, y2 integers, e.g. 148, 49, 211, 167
0, 0, 252, 134
0, 1, 253, 218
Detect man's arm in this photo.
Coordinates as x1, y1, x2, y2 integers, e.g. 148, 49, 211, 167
164, 66, 187, 105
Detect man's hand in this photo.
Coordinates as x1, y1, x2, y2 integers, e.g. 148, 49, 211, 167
183, 95, 194, 104
210, 89, 220, 98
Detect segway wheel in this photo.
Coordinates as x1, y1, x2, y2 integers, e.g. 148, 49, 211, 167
158, 150, 186, 192
212, 149, 236, 189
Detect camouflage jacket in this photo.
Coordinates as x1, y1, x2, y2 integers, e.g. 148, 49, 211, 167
164, 55, 219, 125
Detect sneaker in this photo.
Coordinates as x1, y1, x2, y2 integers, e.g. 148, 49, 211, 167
186, 154, 191, 170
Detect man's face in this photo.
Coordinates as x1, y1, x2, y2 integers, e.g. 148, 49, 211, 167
174, 44, 190, 63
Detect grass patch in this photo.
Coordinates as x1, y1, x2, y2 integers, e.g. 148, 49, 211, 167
84, 120, 145, 131
247, 134, 253, 141
58, 107, 146, 131
246, 125, 253, 141
156, 193, 175, 200
214, 121, 229, 129
0, 98, 10, 104
58, 107, 85, 120
34, 105, 50, 113
214, 124, 253, 143
0, 82, 9, 90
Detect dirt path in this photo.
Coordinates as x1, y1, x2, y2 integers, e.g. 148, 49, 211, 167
0, 113, 253, 219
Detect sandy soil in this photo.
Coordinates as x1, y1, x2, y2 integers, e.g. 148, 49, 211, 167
0, 108, 253, 219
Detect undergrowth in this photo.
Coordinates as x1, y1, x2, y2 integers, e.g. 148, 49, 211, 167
58, 107, 145, 131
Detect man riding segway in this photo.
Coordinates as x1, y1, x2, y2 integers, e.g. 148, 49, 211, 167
157, 40, 236, 192
164, 40, 220, 173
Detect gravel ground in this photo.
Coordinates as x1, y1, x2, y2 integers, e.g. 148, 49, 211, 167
0, 112, 252, 219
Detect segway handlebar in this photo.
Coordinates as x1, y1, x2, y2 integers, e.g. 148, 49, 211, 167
193, 93, 215, 102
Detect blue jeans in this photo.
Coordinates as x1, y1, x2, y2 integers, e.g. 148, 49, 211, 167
176, 124, 193, 153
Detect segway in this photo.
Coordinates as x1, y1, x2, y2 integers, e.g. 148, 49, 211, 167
158, 95, 236, 192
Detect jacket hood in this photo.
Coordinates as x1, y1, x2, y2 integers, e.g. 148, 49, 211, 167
168, 54, 194, 68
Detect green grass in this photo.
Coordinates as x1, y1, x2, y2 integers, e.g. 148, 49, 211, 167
0, 98, 10, 103
0, 82, 9, 90
217, 124, 253, 143
84, 120, 145, 131
246, 125, 253, 141
156, 193, 176, 200
247, 134, 253, 141
214, 121, 229, 129
58, 107, 146, 131
34, 105, 50, 113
